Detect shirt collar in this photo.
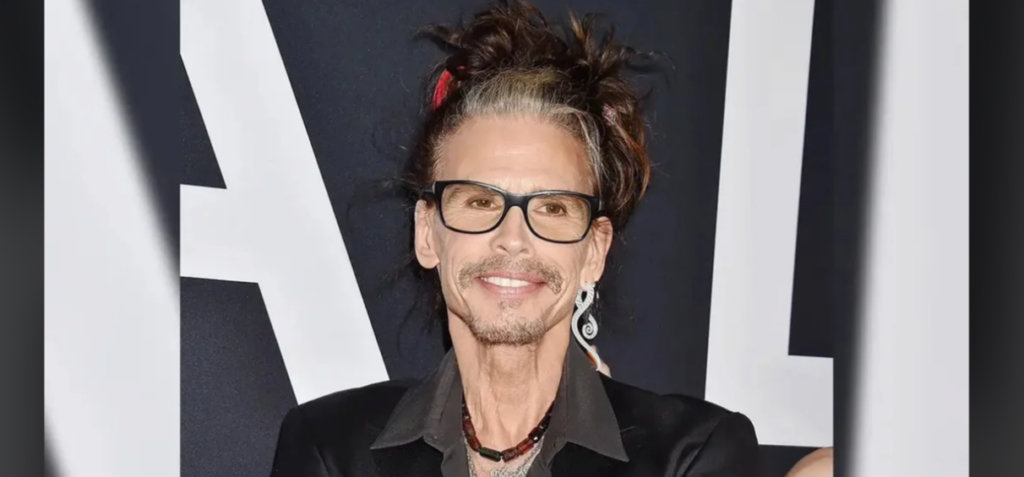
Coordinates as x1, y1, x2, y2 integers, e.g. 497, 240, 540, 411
370, 342, 628, 462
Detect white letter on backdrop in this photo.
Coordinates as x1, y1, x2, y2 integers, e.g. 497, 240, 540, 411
706, 0, 832, 447
180, 1, 388, 404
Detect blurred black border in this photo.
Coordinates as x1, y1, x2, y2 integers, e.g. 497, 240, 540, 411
970, 2, 1022, 475
833, 0, 881, 475
0, 1, 43, 477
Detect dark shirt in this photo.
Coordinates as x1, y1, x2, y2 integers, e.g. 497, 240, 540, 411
270, 343, 760, 476
369, 344, 628, 476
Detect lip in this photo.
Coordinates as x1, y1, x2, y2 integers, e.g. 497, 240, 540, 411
476, 272, 546, 298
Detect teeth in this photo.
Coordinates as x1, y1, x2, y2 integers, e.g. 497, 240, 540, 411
481, 276, 534, 288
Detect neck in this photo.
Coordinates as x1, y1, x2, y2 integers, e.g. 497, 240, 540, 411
449, 316, 570, 450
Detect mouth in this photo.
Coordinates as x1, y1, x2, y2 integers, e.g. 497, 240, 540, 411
476, 273, 546, 297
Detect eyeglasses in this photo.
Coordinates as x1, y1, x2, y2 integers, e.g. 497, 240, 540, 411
421, 180, 604, 244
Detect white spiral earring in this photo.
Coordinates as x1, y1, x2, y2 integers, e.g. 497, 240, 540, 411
571, 282, 602, 372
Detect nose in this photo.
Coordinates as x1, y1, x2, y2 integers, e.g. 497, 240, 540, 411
491, 207, 533, 257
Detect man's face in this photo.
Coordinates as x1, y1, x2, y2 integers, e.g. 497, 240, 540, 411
414, 116, 613, 346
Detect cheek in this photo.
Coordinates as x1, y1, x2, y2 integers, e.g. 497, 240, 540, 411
437, 235, 483, 282
538, 244, 590, 288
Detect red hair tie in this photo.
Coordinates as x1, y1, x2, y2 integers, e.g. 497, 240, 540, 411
431, 71, 454, 110
431, 65, 465, 110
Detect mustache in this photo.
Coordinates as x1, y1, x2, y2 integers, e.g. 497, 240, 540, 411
457, 255, 565, 294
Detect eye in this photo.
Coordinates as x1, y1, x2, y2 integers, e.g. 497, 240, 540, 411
542, 203, 567, 215
469, 198, 495, 208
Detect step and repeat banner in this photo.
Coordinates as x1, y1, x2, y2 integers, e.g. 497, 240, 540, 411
180, 0, 839, 476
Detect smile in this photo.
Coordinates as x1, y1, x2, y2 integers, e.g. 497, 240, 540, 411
480, 276, 536, 288
475, 273, 546, 297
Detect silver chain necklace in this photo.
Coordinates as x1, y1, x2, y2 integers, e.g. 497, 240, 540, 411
466, 436, 544, 477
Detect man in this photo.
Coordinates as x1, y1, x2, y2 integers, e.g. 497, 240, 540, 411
270, 2, 758, 475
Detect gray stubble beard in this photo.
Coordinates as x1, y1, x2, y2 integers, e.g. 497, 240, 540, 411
462, 298, 550, 346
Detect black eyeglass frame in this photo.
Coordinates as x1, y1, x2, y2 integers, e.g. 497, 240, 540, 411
420, 180, 605, 244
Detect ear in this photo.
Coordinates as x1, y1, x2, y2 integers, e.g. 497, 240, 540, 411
581, 217, 614, 285
414, 199, 441, 269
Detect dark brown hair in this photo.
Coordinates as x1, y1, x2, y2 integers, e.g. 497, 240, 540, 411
406, 0, 656, 230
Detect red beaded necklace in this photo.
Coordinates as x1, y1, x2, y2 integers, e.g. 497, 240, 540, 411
461, 399, 554, 462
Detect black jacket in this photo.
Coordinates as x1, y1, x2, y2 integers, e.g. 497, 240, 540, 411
270, 345, 759, 476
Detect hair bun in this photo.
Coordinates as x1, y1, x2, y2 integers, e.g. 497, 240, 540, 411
424, 0, 647, 94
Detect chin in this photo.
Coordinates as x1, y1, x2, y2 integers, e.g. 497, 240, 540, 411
462, 309, 549, 347
467, 323, 547, 346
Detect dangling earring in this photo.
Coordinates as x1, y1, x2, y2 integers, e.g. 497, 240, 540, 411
572, 282, 603, 372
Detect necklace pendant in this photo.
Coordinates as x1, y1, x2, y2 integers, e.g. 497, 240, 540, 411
478, 447, 503, 462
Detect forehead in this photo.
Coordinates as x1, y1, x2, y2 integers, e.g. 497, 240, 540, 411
435, 116, 593, 194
